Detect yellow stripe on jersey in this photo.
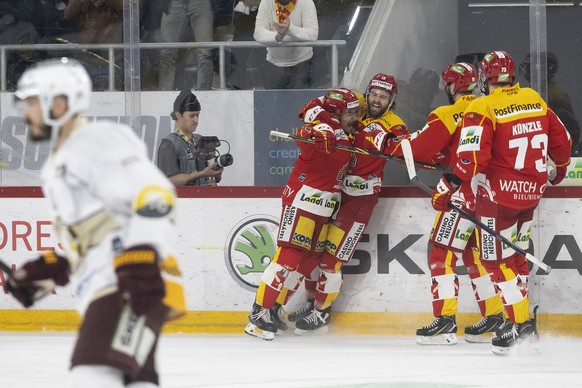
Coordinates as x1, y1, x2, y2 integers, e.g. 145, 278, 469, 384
163, 279, 186, 321
161, 255, 186, 321
114, 249, 156, 268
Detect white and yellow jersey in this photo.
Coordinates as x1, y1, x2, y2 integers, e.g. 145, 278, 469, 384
41, 119, 186, 320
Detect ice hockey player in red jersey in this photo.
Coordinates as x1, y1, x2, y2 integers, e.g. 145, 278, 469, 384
245, 88, 361, 340
276, 74, 409, 335
431, 51, 571, 355
397, 63, 505, 345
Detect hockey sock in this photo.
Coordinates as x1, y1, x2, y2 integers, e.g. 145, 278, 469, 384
256, 262, 290, 309
431, 273, 459, 316
314, 270, 342, 310
276, 271, 305, 306
304, 270, 318, 300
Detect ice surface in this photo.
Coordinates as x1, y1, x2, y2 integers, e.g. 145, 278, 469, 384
1, 332, 581, 387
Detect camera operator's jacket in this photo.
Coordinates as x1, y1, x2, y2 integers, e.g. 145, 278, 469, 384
157, 131, 217, 186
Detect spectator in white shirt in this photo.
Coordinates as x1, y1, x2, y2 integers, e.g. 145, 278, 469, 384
253, 0, 318, 89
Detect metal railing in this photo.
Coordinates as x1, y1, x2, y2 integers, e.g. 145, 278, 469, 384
0, 40, 346, 91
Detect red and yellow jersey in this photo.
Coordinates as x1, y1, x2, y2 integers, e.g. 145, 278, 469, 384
349, 109, 408, 184
454, 83, 571, 209
407, 94, 477, 167
296, 93, 408, 195
283, 123, 353, 214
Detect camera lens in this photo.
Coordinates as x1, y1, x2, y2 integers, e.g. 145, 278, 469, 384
216, 153, 234, 168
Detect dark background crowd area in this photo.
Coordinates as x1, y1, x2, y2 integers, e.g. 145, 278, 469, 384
0, 1, 579, 155
0, 0, 372, 91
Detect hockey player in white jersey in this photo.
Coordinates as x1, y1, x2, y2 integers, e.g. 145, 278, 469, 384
4, 58, 186, 387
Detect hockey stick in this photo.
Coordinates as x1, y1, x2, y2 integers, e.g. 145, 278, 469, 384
400, 139, 552, 273
0, 258, 13, 275
0, 258, 59, 306
270, 130, 449, 172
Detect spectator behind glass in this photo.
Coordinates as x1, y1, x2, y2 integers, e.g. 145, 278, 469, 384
158, 0, 214, 91
229, 0, 262, 90
311, 0, 358, 88
254, 0, 318, 89
63, 0, 123, 90
157, 89, 223, 186
396, 67, 440, 133
519, 52, 581, 156
140, 0, 169, 90
0, 1, 40, 90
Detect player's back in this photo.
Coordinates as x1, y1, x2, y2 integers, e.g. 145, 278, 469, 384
42, 120, 173, 222
461, 84, 552, 207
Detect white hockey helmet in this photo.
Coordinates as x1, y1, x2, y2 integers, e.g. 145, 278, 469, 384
15, 57, 92, 131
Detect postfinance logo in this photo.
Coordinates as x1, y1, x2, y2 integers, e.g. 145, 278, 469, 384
224, 215, 279, 291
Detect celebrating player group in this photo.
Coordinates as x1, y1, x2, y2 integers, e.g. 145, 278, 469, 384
246, 50, 571, 356
1, 50, 572, 388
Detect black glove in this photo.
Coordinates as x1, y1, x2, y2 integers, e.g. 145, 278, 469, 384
4, 252, 70, 308
114, 245, 166, 316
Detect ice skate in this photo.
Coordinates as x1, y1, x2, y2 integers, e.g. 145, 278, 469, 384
492, 307, 539, 356
287, 299, 315, 323
294, 306, 331, 336
244, 302, 277, 341
270, 303, 288, 334
494, 317, 511, 338
416, 315, 457, 345
464, 312, 504, 343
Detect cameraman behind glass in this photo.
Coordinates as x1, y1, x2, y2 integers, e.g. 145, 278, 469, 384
157, 89, 225, 186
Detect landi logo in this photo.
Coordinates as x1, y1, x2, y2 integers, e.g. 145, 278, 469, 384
224, 215, 279, 291
566, 158, 582, 182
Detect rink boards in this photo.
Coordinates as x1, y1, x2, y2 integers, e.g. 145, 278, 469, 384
0, 186, 581, 336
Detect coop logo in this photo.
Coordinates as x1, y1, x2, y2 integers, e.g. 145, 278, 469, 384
224, 215, 279, 291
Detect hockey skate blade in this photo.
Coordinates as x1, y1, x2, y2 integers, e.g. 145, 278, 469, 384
244, 323, 275, 341
294, 326, 329, 336
492, 337, 541, 356
492, 344, 512, 356
464, 334, 494, 344
274, 327, 290, 336
416, 333, 458, 346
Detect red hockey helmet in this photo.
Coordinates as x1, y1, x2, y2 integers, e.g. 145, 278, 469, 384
479, 50, 515, 86
323, 88, 360, 112
367, 73, 398, 95
441, 62, 477, 93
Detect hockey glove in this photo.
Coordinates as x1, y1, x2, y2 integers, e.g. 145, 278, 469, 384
312, 127, 336, 154
114, 245, 165, 316
299, 99, 341, 130
234, 1, 250, 15
432, 173, 461, 212
4, 252, 70, 308
428, 151, 447, 166
550, 165, 567, 185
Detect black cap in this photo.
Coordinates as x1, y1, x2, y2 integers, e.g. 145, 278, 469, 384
173, 89, 201, 113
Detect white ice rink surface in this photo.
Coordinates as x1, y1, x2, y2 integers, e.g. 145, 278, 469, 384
2, 332, 582, 388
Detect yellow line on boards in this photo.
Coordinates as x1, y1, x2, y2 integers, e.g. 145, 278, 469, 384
0, 310, 580, 337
